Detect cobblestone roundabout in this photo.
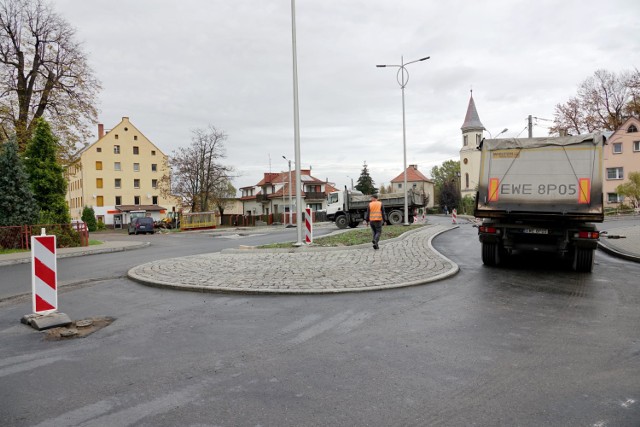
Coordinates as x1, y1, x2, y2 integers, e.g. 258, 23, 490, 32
127, 224, 458, 294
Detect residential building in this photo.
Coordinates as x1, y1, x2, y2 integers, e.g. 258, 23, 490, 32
459, 91, 485, 199
240, 170, 337, 219
603, 117, 640, 208
389, 165, 435, 208
65, 117, 179, 228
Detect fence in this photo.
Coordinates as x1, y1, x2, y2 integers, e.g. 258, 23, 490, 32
181, 211, 217, 230
220, 211, 327, 227
0, 223, 89, 250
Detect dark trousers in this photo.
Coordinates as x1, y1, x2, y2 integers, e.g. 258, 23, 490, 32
370, 221, 383, 244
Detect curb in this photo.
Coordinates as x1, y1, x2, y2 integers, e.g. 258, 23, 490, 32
597, 241, 640, 263
127, 225, 459, 295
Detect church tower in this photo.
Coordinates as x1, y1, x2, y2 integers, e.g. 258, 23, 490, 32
459, 91, 485, 199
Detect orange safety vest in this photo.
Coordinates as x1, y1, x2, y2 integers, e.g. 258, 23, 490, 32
369, 200, 383, 221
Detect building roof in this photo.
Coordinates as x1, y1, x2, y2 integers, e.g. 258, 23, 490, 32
461, 91, 485, 131
391, 165, 433, 183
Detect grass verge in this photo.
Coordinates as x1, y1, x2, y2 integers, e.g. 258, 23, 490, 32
259, 224, 425, 248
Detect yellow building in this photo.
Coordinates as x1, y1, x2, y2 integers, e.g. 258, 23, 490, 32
65, 117, 178, 228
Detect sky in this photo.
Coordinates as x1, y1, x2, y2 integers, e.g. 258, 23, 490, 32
55, 0, 640, 193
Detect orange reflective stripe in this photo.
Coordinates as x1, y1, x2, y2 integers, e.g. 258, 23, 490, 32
488, 178, 500, 202
369, 201, 383, 221
578, 178, 591, 204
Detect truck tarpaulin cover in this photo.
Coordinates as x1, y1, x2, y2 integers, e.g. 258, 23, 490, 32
475, 132, 605, 220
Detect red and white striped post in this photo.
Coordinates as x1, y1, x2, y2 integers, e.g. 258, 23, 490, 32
31, 229, 57, 315
305, 207, 313, 244
451, 208, 458, 224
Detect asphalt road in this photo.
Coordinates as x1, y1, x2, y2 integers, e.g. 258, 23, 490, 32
0, 218, 638, 426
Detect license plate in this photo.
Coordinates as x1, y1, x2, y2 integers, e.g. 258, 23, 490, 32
524, 228, 548, 234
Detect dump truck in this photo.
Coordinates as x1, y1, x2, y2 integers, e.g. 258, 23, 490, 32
326, 188, 427, 229
474, 132, 605, 272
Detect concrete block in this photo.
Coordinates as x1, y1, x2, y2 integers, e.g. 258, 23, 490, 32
21, 312, 72, 331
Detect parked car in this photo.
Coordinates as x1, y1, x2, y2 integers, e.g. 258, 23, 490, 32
128, 217, 155, 235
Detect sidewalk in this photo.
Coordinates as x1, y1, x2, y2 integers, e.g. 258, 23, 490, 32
597, 224, 640, 263
0, 240, 149, 267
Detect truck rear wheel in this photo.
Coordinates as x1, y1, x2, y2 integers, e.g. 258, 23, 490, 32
335, 215, 348, 229
573, 248, 594, 272
388, 210, 403, 225
348, 221, 360, 228
482, 242, 500, 266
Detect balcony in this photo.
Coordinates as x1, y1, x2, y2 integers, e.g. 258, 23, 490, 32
304, 192, 325, 201
256, 194, 270, 203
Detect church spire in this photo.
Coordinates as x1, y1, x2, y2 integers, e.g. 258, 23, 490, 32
461, 90, 485, 131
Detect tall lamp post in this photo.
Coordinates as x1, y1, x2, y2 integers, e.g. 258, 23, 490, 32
282, 156, 293, 226
488, 128, 508, 139
291, 0, 303, 245
377, 55, 430, 225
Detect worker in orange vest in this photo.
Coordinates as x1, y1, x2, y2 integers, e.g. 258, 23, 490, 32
365, 194, 387, 250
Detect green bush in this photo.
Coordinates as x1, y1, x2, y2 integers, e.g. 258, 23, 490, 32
81, 206, 98, 232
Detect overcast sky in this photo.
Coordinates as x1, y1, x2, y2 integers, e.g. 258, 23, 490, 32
56, 0, 639, 192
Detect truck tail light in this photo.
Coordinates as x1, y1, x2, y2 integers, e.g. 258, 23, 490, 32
479, 226, 498, 234
577, 231, 599, 239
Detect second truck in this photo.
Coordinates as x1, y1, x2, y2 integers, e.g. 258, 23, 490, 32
326, 188, 427, 229
474, 132, 606, 272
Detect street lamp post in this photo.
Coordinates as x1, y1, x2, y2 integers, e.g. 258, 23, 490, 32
282, 156, 293, 226
377, 55, 430, 225
488, 128, 508, 139
291, 0, 303, 245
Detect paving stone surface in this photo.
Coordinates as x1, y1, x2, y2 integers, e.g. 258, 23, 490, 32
128, 224, 459, 294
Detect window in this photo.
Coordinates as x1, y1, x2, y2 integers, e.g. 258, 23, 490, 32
607, 167, 624, 180
115, 134, 119, 140
114, 162, 121, 171
115, 178, 121, 189
463, 135, 468, 146
613, 142, 622, 154
151, 150, 156, 156
476, 134, 481, 145
628, 125, 638, 133
134, 179, 140, 189
634, 141, 640, 152
96, 178, 103, 188
95, 161, 102, 170
151, 163, 157, 172
133, 163, 140, 172
152, 196, 158, 204
115, 196, 122, 205
133, 146, 139, 155
134, 196, 140, 205
465, 173, 469, 189
152, 179, 158, 188
96, 196, 104, 207
114, 145, 120, 154
134, 135, 138, 140
96, 147, 102, 153
607, 193, 624, 203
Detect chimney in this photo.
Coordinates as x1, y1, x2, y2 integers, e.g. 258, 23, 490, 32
410, 164, 418, 170
98, 123, 104, 139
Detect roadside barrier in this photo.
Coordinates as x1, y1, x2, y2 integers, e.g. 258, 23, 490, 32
452, 208, 458, 224
31, 229, 57, 314
305, 207, 313, 244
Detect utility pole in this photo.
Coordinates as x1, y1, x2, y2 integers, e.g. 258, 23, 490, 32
528, 115, 533, 138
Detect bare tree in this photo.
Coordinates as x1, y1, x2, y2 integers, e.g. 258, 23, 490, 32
0, 0, 101, 161
550, 69, 640, 135
163, 125, 234, 212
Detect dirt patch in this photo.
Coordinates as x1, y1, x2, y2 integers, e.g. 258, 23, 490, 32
44, 317, 115, 341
